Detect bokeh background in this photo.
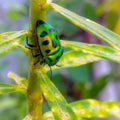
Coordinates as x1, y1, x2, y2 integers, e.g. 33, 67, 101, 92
0, 0, 120, 120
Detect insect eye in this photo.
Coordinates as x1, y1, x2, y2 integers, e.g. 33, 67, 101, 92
40, 31, 47, 37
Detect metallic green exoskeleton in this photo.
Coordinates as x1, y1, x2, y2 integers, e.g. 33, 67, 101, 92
35, 20, 63, 66
27, 20, 63, 66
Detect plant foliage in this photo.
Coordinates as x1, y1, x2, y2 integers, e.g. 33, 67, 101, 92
0, 1, 120, 120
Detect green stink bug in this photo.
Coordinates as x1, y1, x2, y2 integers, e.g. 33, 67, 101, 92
26, 20, 63, 67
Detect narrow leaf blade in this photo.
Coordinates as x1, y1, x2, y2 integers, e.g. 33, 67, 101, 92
50, 50, 101, 71
0, 83, 26, 94
8, 72, 28, 89
62, 40, 120, 63
43, 111, 55, 120
83, 74, 111, 98
36, 70, 78, 120
70, 99, 120, 118
43, 99, 120, 119
0, 30, 28, 57
50, 3, 120, 51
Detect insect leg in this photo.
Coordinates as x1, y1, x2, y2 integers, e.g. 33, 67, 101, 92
34, 58, 40, 65
26, 36, 36, 48
30, 50, 40, 58
26, 36, 41, 57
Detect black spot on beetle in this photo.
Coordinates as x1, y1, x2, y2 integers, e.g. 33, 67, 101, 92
56, 56, 60, 60
45, 49, 51, 53
42, 40, 50, 45
40, 31, 47, 37
48, 57, 53, 62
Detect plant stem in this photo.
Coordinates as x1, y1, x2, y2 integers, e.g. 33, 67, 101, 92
27, 0, 47, 119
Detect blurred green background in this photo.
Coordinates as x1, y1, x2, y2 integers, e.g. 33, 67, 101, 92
0, 0, 120, 120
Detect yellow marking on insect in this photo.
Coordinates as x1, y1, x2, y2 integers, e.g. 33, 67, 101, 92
42, 36, 52, 49
41, 36, 50, 42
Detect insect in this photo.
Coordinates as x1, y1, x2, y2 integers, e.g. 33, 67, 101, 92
26, 20, 63, 68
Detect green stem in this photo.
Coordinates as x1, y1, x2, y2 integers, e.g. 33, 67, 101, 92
27, 0, 47, 120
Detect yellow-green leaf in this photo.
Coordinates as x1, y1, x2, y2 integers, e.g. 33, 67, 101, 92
7, 72, 28, 89
49, 50, 101, 71
70, 99, 120, 118
50, 3, 120, 51
61, 40, 120, 63
36, 70, 78, 120
0, 30, 28, 56
43, 99, 120, 119
0, 83, 26, 94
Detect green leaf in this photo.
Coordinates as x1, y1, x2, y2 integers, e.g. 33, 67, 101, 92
45, 49, 101, 72
50, 3, 120, 51
36, 70, 78, 120
43, 111, 55, 120
70, 99, 120, 118
45, 39, 120, 71
83, 74, 111, 98
58, 50, 101, 67
0, 83, 26, 94
7, 72, 28, 89
0, 31, 17, 39
43, 99, 120, 119
43, 111, 83, 120
0, 30, 28, 57
61, 40, 120, 63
